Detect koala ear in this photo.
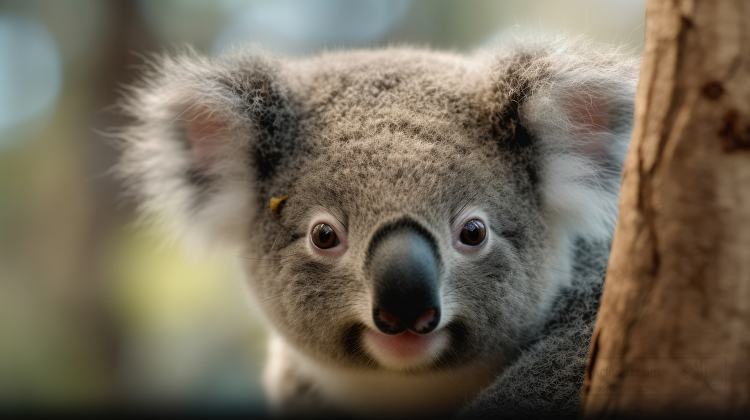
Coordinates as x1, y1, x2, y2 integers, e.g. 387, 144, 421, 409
518, 43, 639, 241
117, 51, 296, 250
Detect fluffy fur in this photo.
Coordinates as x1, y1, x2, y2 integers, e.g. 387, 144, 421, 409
117, 37, 638, 418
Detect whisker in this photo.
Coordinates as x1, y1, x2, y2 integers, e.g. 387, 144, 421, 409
248, 293, 286, 310
231, 207, 300, 247
449, 189, 483, 226
309, 194, 347, 229
513, 262, 575, 277
233, 254, 284, 261
514, 206, 549, 233
270, 232, 282, 251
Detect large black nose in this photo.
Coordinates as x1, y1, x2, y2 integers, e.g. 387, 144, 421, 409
370, 227, 441, 335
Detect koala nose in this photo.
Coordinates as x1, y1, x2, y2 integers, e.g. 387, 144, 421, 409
370, 227, 441, 335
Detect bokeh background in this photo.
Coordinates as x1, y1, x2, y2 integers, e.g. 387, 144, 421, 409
0, 0, 645, 414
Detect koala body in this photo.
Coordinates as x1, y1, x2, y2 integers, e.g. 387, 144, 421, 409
118, 39, 637, 418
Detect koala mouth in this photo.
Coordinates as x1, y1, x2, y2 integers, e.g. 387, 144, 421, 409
362, 327, 449, 369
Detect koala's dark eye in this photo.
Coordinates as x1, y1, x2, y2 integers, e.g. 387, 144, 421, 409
311, 223, 339, 249
460, 220, 486, 246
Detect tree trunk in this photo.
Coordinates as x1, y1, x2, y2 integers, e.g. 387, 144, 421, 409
580, 0, 750, 417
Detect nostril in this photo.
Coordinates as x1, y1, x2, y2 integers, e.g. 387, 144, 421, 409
378, 310, 399, 327
413, 309, 435, 333
374, 309, 405, 335
412, 309, 439, 334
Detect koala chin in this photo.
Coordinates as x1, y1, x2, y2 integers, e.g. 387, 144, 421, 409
117, 38, 638, 418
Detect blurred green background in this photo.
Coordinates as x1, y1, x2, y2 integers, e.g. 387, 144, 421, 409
0, 0, 644, 413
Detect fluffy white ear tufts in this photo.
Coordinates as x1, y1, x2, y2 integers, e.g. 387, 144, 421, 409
117, 54, 261, 253
521, 46, 638, 242
565, 93, 617, 162
187, 105, 234, 170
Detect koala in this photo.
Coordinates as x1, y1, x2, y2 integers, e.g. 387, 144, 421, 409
117, 38, 638, 418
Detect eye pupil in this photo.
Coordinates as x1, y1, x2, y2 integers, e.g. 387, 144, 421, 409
311, 223, 338, 249
318, 228, 331, 243
460, 220, 486, 246
466, 226, 479, 241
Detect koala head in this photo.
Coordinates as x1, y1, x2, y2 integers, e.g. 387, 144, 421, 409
118, 40, 637, 373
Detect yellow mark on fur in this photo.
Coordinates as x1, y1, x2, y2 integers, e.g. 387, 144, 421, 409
270, 196, 288, 216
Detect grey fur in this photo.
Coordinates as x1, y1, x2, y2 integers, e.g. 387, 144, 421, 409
117, 37, 638, 418
460, 238, 609, 419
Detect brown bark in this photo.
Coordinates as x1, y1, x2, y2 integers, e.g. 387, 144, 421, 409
580, 0, 750, 417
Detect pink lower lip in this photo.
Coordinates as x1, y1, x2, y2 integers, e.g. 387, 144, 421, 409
366, 329, 437, 359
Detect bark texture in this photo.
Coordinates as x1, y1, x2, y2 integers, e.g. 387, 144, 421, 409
580, 0, 750, 417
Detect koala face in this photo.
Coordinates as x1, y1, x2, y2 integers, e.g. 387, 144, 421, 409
248, 131, 546, 372
118, 42, 637, 375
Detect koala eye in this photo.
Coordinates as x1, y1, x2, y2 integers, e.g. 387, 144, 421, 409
460, 220, 486, 246
311, 223, 339, 249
